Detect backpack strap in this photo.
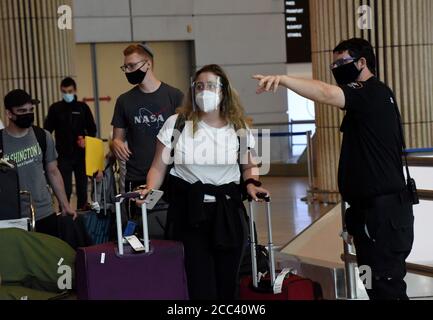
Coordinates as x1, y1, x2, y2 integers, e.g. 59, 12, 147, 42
32, 126, 47, 169
170, 114, 186, 158
160, 114, 187, 205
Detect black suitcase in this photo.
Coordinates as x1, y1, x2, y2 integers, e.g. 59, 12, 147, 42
0, 159, 21, 220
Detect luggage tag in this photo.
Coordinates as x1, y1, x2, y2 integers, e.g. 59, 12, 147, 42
273, 268, 294, 294
125, 235, 146, 253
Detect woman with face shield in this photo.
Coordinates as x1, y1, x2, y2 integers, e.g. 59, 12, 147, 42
136, 64, 269, 300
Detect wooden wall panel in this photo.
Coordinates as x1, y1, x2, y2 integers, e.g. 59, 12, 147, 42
309, 0, 433, 200
0, 0, 74, 126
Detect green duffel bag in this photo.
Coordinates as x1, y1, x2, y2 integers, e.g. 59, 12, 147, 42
0, 228, 76, 300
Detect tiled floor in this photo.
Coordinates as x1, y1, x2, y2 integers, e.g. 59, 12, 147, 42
65, 176, 332, 247
61, 177, 433, 299
252, 177, 333, 247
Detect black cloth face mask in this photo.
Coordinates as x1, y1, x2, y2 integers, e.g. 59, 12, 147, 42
12, 112, 35, 128
125, 68, 147, 85
332, 61, 363, 85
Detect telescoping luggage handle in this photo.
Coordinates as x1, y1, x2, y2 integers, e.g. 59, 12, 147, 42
20, 191, 35, 232
247, 193, 277, 289
92, 174, 107, 216
115, 192, 149, 255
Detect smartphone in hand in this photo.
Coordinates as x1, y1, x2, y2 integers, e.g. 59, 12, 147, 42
144, 189, 164, 210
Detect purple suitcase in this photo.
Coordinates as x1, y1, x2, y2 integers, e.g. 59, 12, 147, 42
75, 192, 189, 300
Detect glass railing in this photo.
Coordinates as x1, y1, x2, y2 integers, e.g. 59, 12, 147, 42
254, 120, 315, 164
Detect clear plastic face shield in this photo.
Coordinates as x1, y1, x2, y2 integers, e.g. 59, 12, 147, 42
191, 76, 223, 113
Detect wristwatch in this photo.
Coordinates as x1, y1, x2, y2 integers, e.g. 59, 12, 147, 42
244, 179, 262, 188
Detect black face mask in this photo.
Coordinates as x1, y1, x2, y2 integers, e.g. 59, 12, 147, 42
125, 68, 147, 85
12, 112, 35, 129
332, 62, 363, 85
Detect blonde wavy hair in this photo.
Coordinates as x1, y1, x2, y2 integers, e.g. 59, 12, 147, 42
177, 64, 249, 132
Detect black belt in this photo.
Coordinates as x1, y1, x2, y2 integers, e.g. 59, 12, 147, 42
348, 190, 411, 210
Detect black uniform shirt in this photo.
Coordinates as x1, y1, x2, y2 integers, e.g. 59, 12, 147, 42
44, 97, 97, 158
338, 77, 406, 202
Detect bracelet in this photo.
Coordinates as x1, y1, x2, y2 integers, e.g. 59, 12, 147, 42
244, 179, 262, 188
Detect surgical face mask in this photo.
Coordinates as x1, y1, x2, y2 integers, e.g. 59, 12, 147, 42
63, 93, 75, 103
12, 112, 35, 129
195, 91, 221, 113
332, 61, 363, 85
126, 68, 147, 85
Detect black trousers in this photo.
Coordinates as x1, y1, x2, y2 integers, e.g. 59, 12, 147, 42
35, 213, 91, 249
173, 202, 247, 300
36, 213, 59, 238
345, 198, 414, 300
58, 155, 88, 210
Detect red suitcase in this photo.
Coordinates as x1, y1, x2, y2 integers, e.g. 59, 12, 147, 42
239, 194, 321, 300
75, 192, 189, 300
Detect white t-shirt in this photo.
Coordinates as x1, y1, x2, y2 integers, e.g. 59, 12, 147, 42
157, 114, 255, 186
0, 119, 4, 130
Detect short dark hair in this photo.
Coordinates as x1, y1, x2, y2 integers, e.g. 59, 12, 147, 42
333, 38, 376, 74
60, 77, 77, 90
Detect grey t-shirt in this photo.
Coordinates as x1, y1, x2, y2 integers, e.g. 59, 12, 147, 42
111, 83, 184, 181
3, 128, 58, 220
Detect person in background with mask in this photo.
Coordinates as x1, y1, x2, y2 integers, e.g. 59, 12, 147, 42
136, 64, 270, 300
111, 42, 183, 217
254, 38, 415, 300
44, 77, 97, 210
1, 89, 77, 236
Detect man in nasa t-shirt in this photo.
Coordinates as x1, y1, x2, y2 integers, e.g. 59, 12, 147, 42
111, 43, 184, 195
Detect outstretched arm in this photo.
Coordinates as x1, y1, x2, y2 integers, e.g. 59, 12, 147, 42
253, 74, 346, 109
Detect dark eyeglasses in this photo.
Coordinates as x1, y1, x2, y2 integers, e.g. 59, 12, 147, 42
329, 57, 359, 70
120, 60, 148, 72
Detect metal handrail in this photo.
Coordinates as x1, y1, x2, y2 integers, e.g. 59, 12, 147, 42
404, 147, 433, 166
306, 131, 313, 190
342, 253, 433, 278
254, 120, 316, 127
341, 203, 358, 299
258, 131, 309, 137
418, 189, 433, 200
407, 157, 433, 167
